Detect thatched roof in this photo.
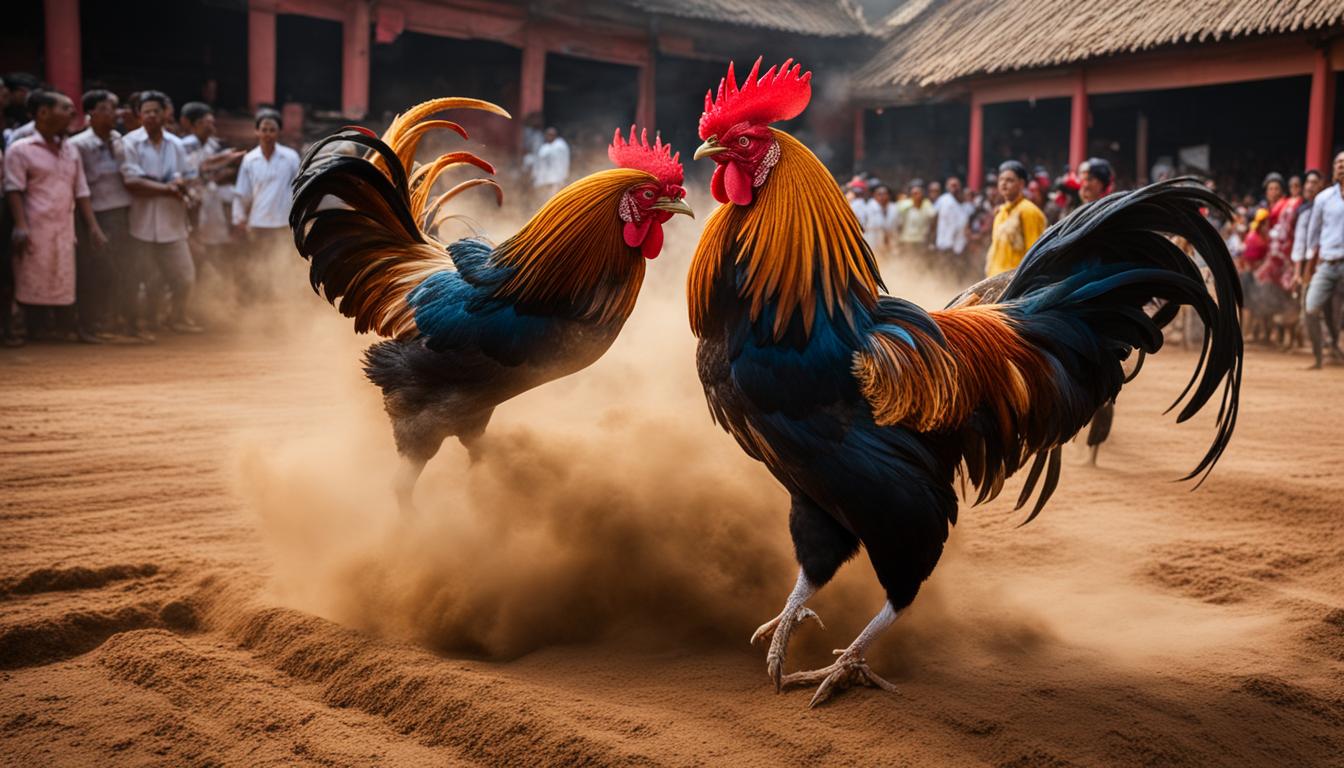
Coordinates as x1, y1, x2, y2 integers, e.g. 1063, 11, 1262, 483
856, 0, 1344, 93
621, 0, 870, 37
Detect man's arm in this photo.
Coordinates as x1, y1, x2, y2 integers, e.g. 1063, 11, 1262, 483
231, 158, 251, 228
76, 197, 107, 248
6, 191, 28, 257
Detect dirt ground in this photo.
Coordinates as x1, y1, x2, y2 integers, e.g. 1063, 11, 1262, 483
2, 279, 1343, 766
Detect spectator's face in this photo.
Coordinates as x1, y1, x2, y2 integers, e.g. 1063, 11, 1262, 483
873, 187, 891, 205
947, 178, 961, 197
1304, 175, 1322, 199
928, 182, 941, 199
1334, 153, 1344, 184
139, 100, 164, 133
37, 95, 75, 136
910, 186, 924, 204
1264, 181, 1283, 203
193, 112, 216, 140
88, 96, 117, 133
1289, 177, 1302, 197
544, 128, 558, 143
1080, 172, 1106, 202
257, 117, 279, 148
997, 170, 1023, 202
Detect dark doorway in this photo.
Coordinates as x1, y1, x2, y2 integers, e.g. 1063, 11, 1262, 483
369, 32, 520, 152
981, 97, 1070, 183
1092, 75, 1310, 199
275, 14, 342, 113
863, 101, 970, 188
543, 53, 638, 172
80, 0, 248, 111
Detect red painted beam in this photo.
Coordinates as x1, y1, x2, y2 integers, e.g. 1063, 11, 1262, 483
968, 95, 984, 192
1306, 43, 1337, 174
637, 59, 655, 133
1069, 69, 1087, 170
342, 0, 370, 119
852, 107, 865, 169
44, 0, 81, 113
249, 5, 277, 110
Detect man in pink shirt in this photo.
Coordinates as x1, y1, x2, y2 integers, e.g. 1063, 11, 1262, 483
3, 90, 106, 343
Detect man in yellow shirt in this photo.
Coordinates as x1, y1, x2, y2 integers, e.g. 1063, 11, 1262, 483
986, 160, 1047, 277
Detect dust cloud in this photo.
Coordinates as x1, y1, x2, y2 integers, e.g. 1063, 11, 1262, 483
227, 139, 1060, 669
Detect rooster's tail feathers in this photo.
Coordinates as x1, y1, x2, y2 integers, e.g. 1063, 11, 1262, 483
291, 97, 510, 338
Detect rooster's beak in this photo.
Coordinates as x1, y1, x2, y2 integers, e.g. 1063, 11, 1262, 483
694, 137, 726, 161
653, 197, 694, 218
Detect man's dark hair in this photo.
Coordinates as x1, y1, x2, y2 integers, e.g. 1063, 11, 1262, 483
3, 72, 39, 92
81, 89, 116, 113
26, 89, 63, 114
255, 108, 282, 129
181, 101, 212, 124
998, 160, 1028, 181
1305, 169, 1323, 181
1084, 157, 1113, 186
138, 90, 170, 111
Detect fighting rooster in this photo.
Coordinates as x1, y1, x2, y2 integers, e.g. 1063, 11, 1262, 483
291, 99, 692, 509
688, 60, 1242, 706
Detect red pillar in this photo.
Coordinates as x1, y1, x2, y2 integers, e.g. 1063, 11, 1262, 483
519, 27, 546, 123
968, 95, 984, 191
44, 0, 81, 109
636, 58, 655, 131
1306, 43, 1337, 173
248, 5, 277, 110
342, 0, 370, 119
852, 107, 865, 169
1069, 69, 1088, 170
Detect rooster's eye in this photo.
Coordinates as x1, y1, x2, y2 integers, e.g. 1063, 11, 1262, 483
643, 190, 654, 199
737, 136, 750, 147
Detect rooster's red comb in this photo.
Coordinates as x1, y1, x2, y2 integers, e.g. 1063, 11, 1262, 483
698, 57, 812, 141
609, 125, 683, 186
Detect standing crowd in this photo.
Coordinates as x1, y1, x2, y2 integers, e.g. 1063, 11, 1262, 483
1, 74, 300, 346
847, 152, 1344, 370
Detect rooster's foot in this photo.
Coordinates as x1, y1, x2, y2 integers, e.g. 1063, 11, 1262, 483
751, 606, 824, 691
780, 649, 897, 708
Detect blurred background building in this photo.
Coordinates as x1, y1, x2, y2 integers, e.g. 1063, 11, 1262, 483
4, 0, 1343, 192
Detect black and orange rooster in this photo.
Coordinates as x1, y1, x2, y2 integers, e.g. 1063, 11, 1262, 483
291, 98, 691, 509
688, 60, 1242, 706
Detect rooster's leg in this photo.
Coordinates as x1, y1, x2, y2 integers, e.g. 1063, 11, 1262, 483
394, 457, 427, 514
780, 602, 900, 708
750, 569, 823, 691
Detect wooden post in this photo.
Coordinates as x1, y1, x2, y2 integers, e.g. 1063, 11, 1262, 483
1136, 111, 1149, 186
44, 0, 81, 112
1069, 69, 1088, 170
519, 27, 546, 123
968, 95, 984, 191
637, 58, 655, 131
853, 107, 865, 169
1306, 42, 1336, 173
342, 0, 371, 120
248, 4, 277, 110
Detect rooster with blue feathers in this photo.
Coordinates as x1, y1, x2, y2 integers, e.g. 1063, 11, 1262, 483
291, 98, 692, 510
688, 59, 1243, 707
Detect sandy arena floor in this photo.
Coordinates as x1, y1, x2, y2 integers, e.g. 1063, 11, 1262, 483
2, 284, 1342, 766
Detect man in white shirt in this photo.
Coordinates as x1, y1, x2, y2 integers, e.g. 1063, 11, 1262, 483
70, 89, 136, 339
1304, 151, 1344, 369
530, 127, 570, 203
232, 108, 300, 302
933, 175, 969, 258
121, 90, 199, 335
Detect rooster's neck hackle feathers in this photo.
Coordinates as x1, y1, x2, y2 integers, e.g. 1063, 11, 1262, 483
688, 130, 881, 339
493, 168, 653, 324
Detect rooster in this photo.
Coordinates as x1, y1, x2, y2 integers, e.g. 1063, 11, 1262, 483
688, 60, 1242, 707
291, 99, 692, 510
